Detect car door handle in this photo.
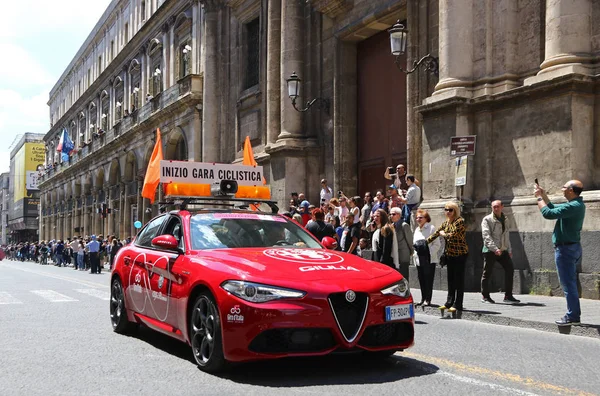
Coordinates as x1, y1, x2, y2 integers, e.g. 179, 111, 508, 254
123, 256, 131, 266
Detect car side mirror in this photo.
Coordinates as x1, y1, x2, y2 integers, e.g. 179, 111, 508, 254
152, 235, 180, 252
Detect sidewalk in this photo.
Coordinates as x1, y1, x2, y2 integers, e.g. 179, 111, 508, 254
411, 288, 600, 339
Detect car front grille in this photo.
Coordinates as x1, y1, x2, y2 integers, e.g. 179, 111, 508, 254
358, 322, 414, 348
248, 328, 336, 354
328, 292, 369, 342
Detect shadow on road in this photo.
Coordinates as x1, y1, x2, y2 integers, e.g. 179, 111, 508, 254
128, 327, 439, 385
221, 354, 439, 386
506, 302, 546, 307
128, 326, 195, 364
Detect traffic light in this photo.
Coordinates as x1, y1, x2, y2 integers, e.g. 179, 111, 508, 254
99, 203, 111, 218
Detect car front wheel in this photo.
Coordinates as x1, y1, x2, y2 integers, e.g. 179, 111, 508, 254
190, 292, 227, 373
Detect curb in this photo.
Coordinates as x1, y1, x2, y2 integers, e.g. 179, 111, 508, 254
415, 305, 600, 340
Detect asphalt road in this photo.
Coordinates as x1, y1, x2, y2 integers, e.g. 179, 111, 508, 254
1, 259, 599, 396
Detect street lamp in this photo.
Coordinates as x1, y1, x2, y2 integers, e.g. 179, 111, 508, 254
285, 71, 330, 114
388, 20, 439, 77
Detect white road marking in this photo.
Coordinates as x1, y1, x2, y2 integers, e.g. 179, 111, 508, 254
436, 371, 541, 396
74, 288, 110, 301
0, 292, 23, 305
31, 290, 78, 302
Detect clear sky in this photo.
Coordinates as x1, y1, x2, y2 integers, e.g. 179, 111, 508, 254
0, 0, 111, 174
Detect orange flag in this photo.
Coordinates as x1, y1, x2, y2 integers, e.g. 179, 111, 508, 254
242, 136, 266, 185
236, 136, 270, 200
141, 128, 163, 204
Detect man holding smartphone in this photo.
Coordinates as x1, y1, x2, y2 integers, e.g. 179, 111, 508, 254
534, 179, 585, 326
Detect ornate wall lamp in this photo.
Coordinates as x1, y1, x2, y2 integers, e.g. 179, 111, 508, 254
389, 20, 439, 77
286, 72, 330, 114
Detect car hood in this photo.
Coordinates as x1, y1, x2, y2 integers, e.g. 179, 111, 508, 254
195, 248, 396, 281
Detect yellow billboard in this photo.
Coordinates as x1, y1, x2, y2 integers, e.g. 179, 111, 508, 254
14, 142, 45, 203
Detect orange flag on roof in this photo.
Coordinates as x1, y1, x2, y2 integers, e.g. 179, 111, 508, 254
242, 135, 266, 185
236, 136, 270, 200
141, 128, 163, 203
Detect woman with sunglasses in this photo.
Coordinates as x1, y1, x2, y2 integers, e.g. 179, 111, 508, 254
426, 202, 469, 312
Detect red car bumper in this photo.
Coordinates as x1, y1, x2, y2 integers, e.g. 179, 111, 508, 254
218, 290, 414, 362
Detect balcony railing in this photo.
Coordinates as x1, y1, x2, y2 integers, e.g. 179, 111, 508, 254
39, 74, 203, 185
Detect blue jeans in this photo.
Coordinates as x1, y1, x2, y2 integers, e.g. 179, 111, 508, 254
555, 243, 582, 321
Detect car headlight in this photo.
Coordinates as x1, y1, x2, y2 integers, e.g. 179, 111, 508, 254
381, 278, 411, 298
221, 280, 306, 303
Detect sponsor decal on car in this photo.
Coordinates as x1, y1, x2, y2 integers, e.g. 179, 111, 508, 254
212, 213, 287, 222
227, 305, 244, 323
263, 249, 344, 264
299, 265, 360, 272
151, 291, 168, 301
133, 273, 143, 293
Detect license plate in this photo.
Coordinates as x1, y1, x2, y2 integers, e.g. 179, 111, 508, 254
385, 304, 414, 321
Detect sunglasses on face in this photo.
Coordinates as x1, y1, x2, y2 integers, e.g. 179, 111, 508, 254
416, 216, 424, 219
444, 208, 454, 212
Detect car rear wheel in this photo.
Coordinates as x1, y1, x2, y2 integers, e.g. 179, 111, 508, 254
110, 278, 136, 334
190, 292, 227, 372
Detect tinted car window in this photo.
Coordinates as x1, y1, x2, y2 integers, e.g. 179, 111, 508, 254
190, 212, 322, 250
135, 215, 166, 248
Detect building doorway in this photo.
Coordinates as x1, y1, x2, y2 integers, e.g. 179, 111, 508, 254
356, 30, 407, 196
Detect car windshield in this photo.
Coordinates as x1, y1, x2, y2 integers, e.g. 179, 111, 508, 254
190, 212, 322, 250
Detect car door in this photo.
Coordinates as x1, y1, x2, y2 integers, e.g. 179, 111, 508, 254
146, 215, 186, 328
124, 215, 166, 317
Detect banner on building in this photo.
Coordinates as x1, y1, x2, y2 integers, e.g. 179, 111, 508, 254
12, 142, 45, 220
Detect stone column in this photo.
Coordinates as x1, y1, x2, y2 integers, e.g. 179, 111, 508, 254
266, 0, 281, 144
94, 191, 101, 236
107, 188, 114, 237
192, 0, 200, 74
162, 24, 169, 89
278, 0, 304, 139
540, 0, 592, 74
83, 196, 89, 237
169, 20, 176, 85
140, 48, 147, 103
123, 196, 130, 239
434, 0, 474, 93
200, 0, 223, 162
136, 179, 143, 231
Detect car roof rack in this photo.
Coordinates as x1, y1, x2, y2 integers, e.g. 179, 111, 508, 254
159, 196, 280, 214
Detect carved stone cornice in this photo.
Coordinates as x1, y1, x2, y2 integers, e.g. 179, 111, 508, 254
200, 0, 226, 12
309, 0, 353, 19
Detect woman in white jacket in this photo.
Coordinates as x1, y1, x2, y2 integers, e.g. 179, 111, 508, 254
413, 209, 443, 306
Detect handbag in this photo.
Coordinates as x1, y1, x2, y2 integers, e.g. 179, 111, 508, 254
439, 252, 447, 267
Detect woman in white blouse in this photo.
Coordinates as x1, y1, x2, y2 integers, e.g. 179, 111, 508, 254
413, 209, 443, 306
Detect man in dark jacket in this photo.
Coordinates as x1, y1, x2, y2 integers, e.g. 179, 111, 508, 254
306, 209, 335, 242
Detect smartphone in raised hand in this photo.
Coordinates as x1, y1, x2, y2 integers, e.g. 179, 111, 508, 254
534, 178, 539, 186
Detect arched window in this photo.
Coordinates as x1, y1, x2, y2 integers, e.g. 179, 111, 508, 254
128, 59, 141, 112
147, 38, 163, 96
100, 90, 109, 131
113, 76, 124, 122
78, 112, 86, 147
174, 11, 192, 79
88, 102, 97, 144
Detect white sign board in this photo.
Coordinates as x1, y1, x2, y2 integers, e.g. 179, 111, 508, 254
454, 155, 468, 186
160, 160, 264, 186
26, 171, 39, 191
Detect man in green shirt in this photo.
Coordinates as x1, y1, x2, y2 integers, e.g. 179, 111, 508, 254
534, 179, 585, 326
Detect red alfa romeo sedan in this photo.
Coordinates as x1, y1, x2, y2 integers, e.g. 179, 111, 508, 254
109, 206, 414, 373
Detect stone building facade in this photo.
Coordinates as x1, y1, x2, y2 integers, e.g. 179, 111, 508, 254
39, 0, 600, 297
